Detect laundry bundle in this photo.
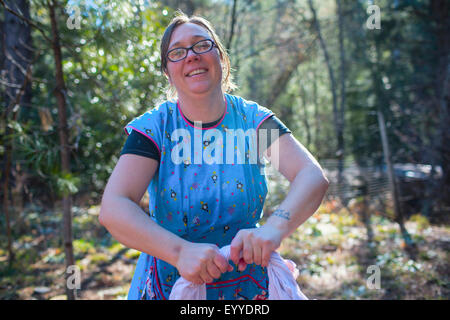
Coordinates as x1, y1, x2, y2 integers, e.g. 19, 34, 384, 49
169, 245, 308, 300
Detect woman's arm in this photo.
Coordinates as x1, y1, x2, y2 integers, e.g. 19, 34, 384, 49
230, 133, 329, 269
263, 132, 329, 239
99, 154, 186, 266
99, 154, 231, 284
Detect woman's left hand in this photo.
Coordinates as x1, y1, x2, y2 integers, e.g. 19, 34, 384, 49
229, 224, 284, 271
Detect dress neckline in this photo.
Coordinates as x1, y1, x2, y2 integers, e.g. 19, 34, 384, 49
176, 94, 228, 130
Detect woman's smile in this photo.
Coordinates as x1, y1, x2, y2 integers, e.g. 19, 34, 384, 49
185, 68, 209, 77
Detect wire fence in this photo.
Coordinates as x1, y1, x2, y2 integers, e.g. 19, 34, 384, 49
319, 159, 390, 198
266, 158, 443, 221
265, 158, 414, 217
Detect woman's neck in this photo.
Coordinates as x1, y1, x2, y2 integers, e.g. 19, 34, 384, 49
177, 87, 226, 123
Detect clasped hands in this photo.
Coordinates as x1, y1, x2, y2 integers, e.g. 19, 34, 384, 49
175, 224, 283, 285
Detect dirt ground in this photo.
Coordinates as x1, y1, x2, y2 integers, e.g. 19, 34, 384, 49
0, 201, 448, 300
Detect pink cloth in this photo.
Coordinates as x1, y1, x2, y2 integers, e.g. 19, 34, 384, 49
169, 245, 308, 300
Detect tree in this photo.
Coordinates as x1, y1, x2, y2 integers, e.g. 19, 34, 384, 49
48, 0, 76, 300
336, 0, 347, 188
1, 0, 33, 266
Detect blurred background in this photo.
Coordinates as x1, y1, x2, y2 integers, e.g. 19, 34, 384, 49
0, 0, 448, 300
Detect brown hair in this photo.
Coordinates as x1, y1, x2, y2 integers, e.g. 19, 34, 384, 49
160, 10, 237, 99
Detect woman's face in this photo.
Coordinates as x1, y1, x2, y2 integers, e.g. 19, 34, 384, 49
165, 23, 223, 97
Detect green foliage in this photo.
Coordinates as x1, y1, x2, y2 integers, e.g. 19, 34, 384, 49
10, 1, 174, 200
73, 239, 95, 255
409, 214, 430, 231
55, 172, 81, 196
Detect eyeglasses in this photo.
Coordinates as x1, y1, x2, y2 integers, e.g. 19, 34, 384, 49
167, 39, 216, 63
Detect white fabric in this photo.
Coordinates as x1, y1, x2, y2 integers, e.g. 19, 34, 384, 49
169, 245, 308, 300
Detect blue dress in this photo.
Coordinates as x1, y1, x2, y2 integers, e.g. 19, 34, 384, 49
125, 93, 274, 300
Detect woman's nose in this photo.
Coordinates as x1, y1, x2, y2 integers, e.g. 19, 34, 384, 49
185, 49, 200, 62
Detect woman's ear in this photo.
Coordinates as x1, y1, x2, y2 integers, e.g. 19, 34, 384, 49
164, 70, 172, 85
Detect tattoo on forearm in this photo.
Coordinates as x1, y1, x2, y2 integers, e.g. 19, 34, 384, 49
272, 209, 290, 220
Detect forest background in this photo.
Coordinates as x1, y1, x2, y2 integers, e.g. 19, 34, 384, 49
0, 0, 449, 300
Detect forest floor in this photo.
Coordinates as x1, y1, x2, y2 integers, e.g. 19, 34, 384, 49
0, 199, 449, 300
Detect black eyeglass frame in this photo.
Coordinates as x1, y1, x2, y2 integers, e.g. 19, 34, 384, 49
166, 39, 217, 63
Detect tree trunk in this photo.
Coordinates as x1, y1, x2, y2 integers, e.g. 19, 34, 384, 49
300, 83, 311, 148
226, 0, 238, 52
1, 0, 33, 266
430, 0, 450, 209
48, 0, 76, 300
312, 67, 320, 154
3, 0, 32, 108
336, 0, 347, 188
247, 19, 258, 101
378, 111, 413, 247
1, 127, 14, 266
265, 50, 304, 109
308, 0, 340, 171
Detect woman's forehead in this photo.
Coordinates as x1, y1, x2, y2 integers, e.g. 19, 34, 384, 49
169, 23, 210, 48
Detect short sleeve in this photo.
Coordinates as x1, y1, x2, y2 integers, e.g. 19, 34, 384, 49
258, 115, 292, 151
120, 130, 161, 161
123, 105, 165, 158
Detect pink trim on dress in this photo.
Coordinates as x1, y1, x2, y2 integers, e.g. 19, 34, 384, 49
176, 95, 228, 130
206, 274, 267, 290
256, 114, 273, 131
124, 125, 161, 156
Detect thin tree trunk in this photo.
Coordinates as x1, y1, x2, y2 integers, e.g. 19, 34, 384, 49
247, 19, 258, 101
354, 165, 373, 243
265, 50, 304, 109
1, 0, 33, 266
300, 84, 311, 148
308, 0, 340, 170
48, 0, 75, 300
2, 129, 14, 266
226, 0, 238, 52
312, 67, 320, 154
337, 0, 346, 187
377, 111, 413, 247
364, 13, 414, 248
430, 0, 450, 209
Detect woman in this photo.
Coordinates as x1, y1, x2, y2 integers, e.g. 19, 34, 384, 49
99, 11, 329, 300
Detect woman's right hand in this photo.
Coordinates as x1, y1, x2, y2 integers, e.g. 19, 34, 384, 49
175, 242, 233, 285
